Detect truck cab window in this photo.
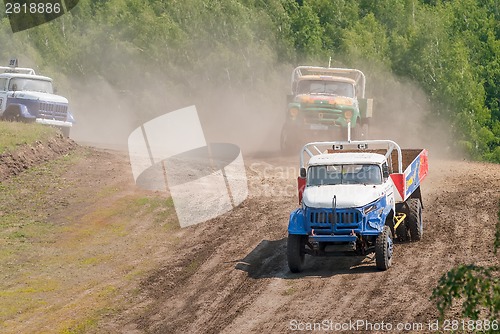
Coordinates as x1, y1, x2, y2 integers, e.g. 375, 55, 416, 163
0, 78, 7, 91
308, 164, 382, 186
297, 80, 354, 97
8, 78, 53, 93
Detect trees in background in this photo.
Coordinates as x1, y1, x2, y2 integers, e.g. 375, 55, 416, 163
0, 0, 498, 161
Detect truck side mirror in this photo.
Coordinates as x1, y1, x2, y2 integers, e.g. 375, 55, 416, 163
300, 167, 306, 178
382, 165, 389, 179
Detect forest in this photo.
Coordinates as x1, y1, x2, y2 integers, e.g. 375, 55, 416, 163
0, 0, 499, 161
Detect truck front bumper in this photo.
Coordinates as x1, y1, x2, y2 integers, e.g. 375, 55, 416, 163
309, 235, 357, 242
35, 118, 73, 128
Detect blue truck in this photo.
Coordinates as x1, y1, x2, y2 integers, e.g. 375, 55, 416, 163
0, 59, 74, 137
287, 139, 428, 272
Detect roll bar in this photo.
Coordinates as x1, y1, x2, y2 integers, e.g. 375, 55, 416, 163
299, 140, 403, 174
291, 66, 366, 98
0, 66, 36, 75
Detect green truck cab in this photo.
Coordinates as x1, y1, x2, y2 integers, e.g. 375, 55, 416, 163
280, 66, 373, 154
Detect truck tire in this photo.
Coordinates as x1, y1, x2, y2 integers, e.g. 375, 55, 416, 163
353, 121, 369, 140
59, 126, 70, 138
2, 105, 21, 122
407, 198, 423, 241
395, 221, 409, 242
341, 126, 349, 141
360, 122, 369, 140
375, 225, 393, 270
280, 124, 299, 155
287, 234, 306, 273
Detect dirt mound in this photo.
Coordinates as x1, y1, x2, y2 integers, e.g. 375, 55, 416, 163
0, 134, 77, 181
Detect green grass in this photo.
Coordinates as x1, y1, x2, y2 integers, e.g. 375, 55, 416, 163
0, 135, 183, 333
130, 196, 179, 228
0, 121, 59, 154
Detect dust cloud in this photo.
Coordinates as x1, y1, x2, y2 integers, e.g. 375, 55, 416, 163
65, 55, 452, 161
364, 68, 454, 159
67, 64, 290, 155
68, 75, 191, 151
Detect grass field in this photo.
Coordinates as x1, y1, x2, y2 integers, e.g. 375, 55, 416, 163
0, 128, 178, 333
0, 121, 60, 154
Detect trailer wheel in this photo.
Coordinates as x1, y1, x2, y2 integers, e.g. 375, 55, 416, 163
287, 234, 306, 273
408, 198, 423, 241
375, 226, 393, 270
395, 221, 409, 242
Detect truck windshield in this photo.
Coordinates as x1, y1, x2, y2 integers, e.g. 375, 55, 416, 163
8, 78, 53, 94
307, 164, 382, 186
298, 80, 354, 98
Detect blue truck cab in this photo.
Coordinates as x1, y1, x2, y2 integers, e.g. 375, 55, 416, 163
0, 60, 74, 137
287, 140, 428, 272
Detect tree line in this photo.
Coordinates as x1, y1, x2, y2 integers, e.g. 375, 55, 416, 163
0, 0, 498, 161
0, 0, 498, 324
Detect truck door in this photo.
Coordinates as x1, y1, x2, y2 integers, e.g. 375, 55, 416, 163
382, 162, 395, 209
0, 78, 8, 115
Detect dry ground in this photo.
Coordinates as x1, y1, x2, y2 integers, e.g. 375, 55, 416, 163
0, 139, 499, 334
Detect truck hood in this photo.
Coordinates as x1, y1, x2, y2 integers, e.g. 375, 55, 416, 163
295, 94, 355, 106
302, 184, 385, 209
11, 91, 68, 104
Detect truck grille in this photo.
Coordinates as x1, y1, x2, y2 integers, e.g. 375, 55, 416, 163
302, 106, 341, 123
307, 208, 362, 234
38, 102, 68, 121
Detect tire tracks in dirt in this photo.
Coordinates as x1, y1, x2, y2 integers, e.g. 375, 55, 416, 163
106, 156, 499, 333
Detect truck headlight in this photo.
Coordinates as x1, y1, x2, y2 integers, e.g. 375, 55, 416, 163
344, 110, 352, 120
368, 220, 381, 230
364, 204, 377, 214
299, 96, 313, 103
289, 107, 299, 118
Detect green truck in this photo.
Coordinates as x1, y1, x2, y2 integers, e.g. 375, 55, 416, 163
280, 66, 373, 154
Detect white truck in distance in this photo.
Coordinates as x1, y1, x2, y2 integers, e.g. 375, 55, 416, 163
287, 140, 428, 272
0, 59, 74, 136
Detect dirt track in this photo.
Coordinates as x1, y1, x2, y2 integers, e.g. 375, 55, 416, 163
106, 154, 499, 333
1, 143, 499, 333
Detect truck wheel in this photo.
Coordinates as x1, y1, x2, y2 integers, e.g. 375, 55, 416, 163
375, 226, 393, 270
280, 124, 299, 155
341, 126, 349, 141
395, 221, 409, 242
360, 122, 369, 139
59, 127, 70, 138
2, 105, 21, 122
353, 121, 369, 140
287, 234, 306, 273
407, 198, 423, 241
